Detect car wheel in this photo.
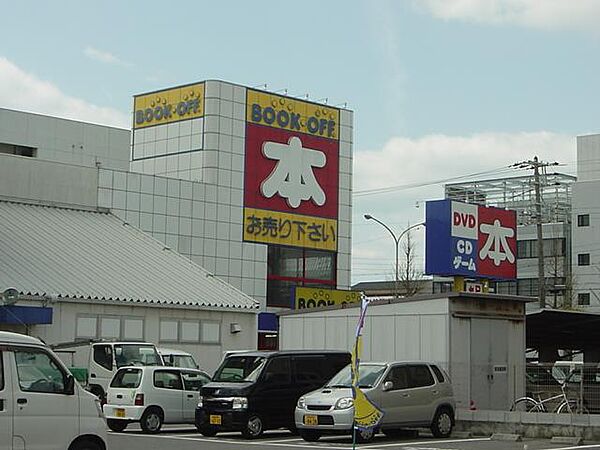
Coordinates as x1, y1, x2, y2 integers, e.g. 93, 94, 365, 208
107, 419, 128, 432
356, 427, 376, 443
140, 407, 163, 434
241, 415, 264, 439
69, 438, 104, 450
430, 407, 453, 438
299, 429, 321, 442
196, 425, 218, 437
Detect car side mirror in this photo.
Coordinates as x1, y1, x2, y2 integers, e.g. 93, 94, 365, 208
382, 381, 394, 392
65, 375, 76, 395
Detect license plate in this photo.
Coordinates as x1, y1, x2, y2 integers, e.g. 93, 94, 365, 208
304, 415, 318, 426
115, 408, 125, 418
209, 414, 222, 425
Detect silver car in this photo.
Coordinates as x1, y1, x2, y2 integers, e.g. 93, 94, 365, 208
295, 361, 455, 443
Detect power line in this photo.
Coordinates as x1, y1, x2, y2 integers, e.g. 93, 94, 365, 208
353, 165, 517, 197
511, 157, 561, 308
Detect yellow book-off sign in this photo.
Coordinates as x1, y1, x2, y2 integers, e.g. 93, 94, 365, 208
246, 89, 340, 140
133, 82, 204, 129
294, 287, 360, 310
243, 207, 337, 251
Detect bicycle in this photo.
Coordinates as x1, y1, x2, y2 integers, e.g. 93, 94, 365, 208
511, 380, 588, 414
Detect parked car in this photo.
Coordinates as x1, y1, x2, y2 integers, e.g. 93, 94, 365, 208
0, 331, 107, 450
195, 350, 351, 438
158, 348, 199, 369
295, 361, 455, 443
103, 366, 211, 433
50, 340, 165, 400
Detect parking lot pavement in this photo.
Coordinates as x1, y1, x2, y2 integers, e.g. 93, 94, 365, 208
107, 426, 600, 450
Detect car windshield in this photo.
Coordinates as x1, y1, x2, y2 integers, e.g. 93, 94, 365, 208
115, 345, 162, 368
169, 355, 198, 369
212, 356, 266, 382
326, 364, 387, 389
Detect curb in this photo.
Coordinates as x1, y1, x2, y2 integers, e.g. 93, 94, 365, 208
551, 436, 583, 446
452, 431, 472, 438
491, 433, 522, 442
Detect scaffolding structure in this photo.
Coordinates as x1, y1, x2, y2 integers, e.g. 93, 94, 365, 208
445, 172, 576, 226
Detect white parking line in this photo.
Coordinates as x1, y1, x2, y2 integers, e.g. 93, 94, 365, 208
361, 437, 491, 449
114, 432, 493, 450
550, 446, 600, 450
116, 433, 355, 449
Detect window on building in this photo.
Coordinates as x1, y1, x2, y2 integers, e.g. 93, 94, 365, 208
0, 142, 36, 157
160, 320, 179, 342
578, 293, 591, 306
517, 278, 539, 297
267, 246, 336, 308
100, 317, 121, 339
578, 214, 590, 227
578, 253, 591, 266
181, 322, 200, 342
123, 318, 144, 341
517, 239, 565, 258
201, 322, 220, 344
494, 281, 517, 295
76, 316, 97, 339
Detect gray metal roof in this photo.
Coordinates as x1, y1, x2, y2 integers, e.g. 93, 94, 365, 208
0, 201, 258, 310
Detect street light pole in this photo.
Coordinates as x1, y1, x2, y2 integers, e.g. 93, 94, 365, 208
364, 215, 425, 299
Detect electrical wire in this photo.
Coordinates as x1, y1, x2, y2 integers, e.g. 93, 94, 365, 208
353, 165, 519, 197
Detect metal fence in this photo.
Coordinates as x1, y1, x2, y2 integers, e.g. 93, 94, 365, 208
514, 362, 596, 414
446, 361, 600, 415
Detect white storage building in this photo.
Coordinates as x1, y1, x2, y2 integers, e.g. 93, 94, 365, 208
279, 293, 531, 410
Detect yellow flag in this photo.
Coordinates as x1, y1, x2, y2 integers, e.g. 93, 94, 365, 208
351, 297, 384, 430
354, 388, 384, 429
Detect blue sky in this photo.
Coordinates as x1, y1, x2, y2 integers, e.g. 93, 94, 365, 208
1, 0, 599, 282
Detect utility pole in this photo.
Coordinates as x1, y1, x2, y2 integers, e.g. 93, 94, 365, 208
533, 157, 546, 309
511, 157, 559, 309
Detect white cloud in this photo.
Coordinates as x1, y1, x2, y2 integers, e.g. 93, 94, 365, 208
84, 46, 131, 67
416, 0, 600, 32
0, 57, 129, 128
351, 131, 576, 283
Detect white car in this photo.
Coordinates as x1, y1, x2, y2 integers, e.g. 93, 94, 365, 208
158, 348, 199, 369
104, 366, 211, 433
0, 331, 107, 450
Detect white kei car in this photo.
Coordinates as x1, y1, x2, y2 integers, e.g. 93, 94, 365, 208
103, 366, 211, 433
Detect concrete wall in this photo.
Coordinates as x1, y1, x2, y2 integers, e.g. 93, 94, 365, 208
130, 80, 354, 297
577, 134, 600, 183
25, 299, 256, 373
0, 107, 130, 170
97, 168, 268, 307
0, 154, 98, 209
572, 180, 600, 310
572, 135, 600, 310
